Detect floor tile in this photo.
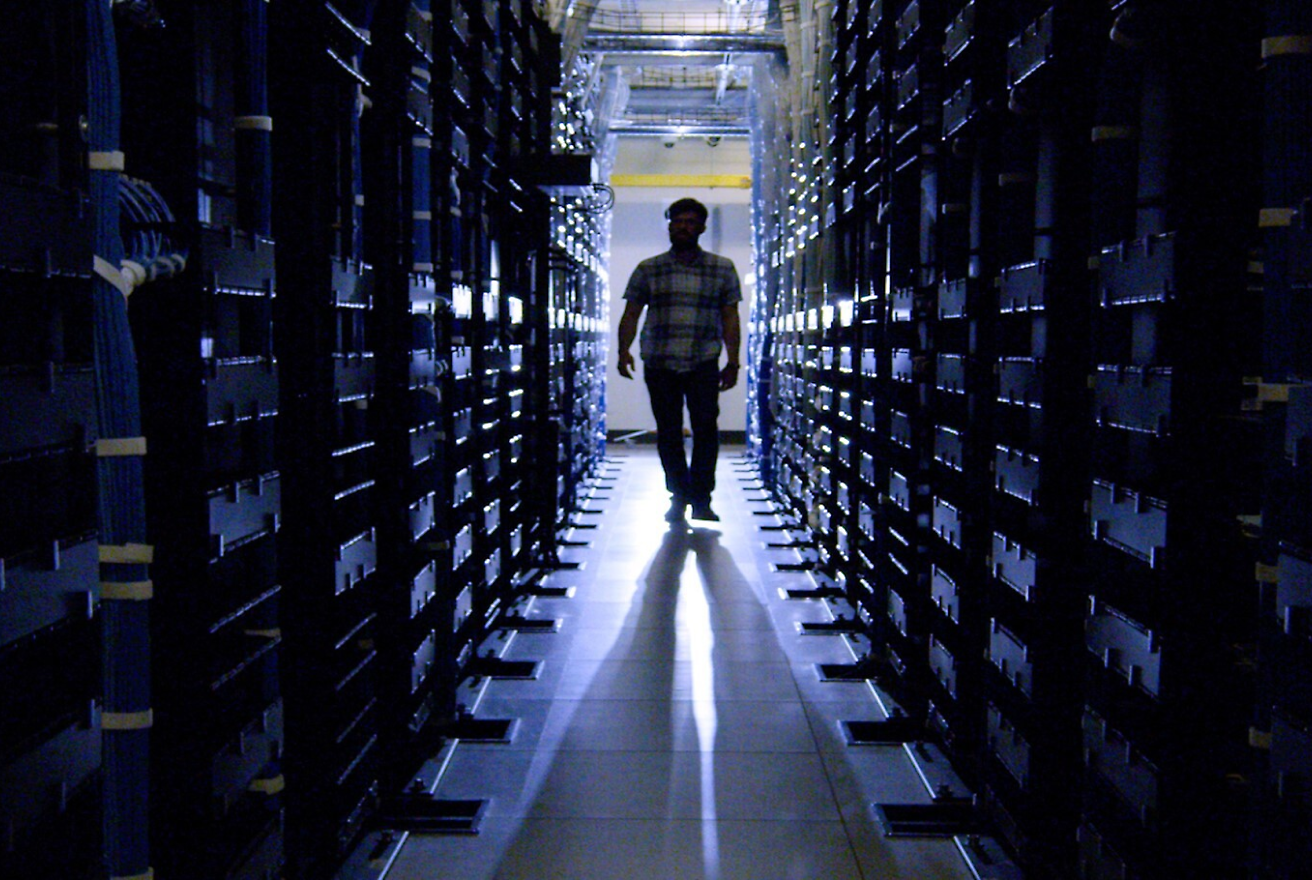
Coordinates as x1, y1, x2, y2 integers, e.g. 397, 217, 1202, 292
383, 449, 972, 880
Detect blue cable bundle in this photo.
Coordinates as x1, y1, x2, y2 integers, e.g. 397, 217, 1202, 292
235, 0, 273, 237
118, 174, 188, 287
87, 0, 152, 876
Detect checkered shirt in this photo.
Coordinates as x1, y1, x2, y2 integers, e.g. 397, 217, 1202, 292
623, 248, 742, 372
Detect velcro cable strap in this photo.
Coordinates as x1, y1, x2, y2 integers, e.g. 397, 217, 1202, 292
249, 774, 286, 795
89, 150, 126, 171
102, 580, 154, 601
99, 543, 155, 565
1261, 208, 1295, 228
1262, 36, 1312, 58
1256, 563, 1280, 583
1250, 727, 1272, 750
414, 210, 433, 221
413, 136, 432, 148
94, 255, 133, 298
234, 115, 273, 131
103, 709, 153, 731
96, 437, 148, 458
1092, 125, 1138, 142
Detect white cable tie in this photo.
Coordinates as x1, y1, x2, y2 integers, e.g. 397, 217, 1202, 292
411, 66, 432, 83
96, 436, 148, 458
101, 580, 154, 601
99, 543, 155, 564
94, 255, 133, 298
120, 259, 147, 291
88, 150, 126, 172
110, 869, 155, 880
249, 774, 286, 795
234, 115, 274, 132
102, 709, 154, 731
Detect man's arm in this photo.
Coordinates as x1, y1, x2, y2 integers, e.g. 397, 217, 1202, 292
719, 303, 741, 391
617, 299, 644, 379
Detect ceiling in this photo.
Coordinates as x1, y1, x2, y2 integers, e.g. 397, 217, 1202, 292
546, 0, 787, 142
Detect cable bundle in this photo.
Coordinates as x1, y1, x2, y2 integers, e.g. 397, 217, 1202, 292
118, 174, 187, 289
88, 1, 152, 877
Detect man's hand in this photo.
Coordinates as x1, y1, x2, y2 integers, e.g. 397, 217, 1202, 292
718, 362, 739, 391
618, 349, 636, 379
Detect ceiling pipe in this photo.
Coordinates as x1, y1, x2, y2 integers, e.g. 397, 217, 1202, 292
582, 33, 785, 55
611, 124, 752, 137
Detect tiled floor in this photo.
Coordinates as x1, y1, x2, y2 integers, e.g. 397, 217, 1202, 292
383, 446, 973, 880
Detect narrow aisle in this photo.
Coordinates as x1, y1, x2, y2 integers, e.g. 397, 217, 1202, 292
384, 447, 973, 880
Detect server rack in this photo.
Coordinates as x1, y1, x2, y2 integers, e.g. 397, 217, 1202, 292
115, 3, 285, 875
748, 2, 1269, 878
1254, 1, 1312, 877
0, 8, 101, 878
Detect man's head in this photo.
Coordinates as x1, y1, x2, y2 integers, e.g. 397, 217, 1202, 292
666, 197, 708, 250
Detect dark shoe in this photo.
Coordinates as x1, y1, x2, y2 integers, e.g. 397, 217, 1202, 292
665, 498, 688, 522
689, 501, 719, 522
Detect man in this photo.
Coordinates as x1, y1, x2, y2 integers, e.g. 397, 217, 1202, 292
617, 197, 742, 523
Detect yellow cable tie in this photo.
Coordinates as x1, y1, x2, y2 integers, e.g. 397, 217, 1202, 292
1260, 207, 1295, 228
1255, 563, 1279, 583
111, 869, 155, 880
102, 580, 154, 601
1262, 36, 1312, 59
103, 709, 154, 731
88, 150, 126, 172
96, 437, 148, 458
244, 627, 282, 639
1092, 125, 1138, 142
249, 774, 286, 795
99, 543, 155, 565
233, 115, 273, 132
94, 255, 133, 298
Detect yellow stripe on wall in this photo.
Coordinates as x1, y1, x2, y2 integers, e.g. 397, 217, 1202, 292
610, 174, 752, 189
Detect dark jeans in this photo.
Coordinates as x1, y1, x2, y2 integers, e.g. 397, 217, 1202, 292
645, 360, 720, 505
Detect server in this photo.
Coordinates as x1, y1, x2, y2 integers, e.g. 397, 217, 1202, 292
0, 2, 602, 878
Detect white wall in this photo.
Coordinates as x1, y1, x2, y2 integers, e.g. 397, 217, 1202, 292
605, 137, 755, 434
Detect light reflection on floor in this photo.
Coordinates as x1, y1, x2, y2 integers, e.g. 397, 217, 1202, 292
380, 446, 974, 880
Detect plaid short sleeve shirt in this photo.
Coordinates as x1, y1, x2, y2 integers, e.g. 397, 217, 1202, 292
623, 248, 742, 372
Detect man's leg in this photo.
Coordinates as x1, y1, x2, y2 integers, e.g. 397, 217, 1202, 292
686, 360, 720, 511
645, 366, 691, 504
